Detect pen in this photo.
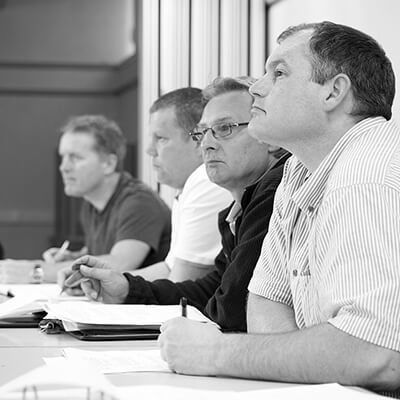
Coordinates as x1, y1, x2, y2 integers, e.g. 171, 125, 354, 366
55, 240, 70, 261
0, 290, 14, 298
180, 297, 187, 318
59, 268, 88, 295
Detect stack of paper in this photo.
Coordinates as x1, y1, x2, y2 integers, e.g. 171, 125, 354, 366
45, 301, 216, 331
0, 284, 81, 322
44, 347, 170, 373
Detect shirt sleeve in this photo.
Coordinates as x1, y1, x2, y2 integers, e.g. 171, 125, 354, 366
167, 174, 232, 266
248, 180, 293, 307
115, 190, 170, 251
318, 184, 400, 351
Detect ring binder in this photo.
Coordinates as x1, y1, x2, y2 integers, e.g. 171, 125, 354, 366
19, 384, 115, 400
22, 385, 38, 400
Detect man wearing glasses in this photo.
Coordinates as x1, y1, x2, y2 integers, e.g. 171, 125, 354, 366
65, 76, 288, 332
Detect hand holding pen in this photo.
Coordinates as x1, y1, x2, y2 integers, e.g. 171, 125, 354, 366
42, 240, 70, 263
58, 255, 130, 304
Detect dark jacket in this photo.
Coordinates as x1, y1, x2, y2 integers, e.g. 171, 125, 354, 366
123, 155, 288, 331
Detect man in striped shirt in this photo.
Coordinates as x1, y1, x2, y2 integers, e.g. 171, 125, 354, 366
159, 21, 400, 395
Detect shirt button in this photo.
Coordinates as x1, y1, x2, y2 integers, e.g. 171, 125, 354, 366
293, 269, 298, 277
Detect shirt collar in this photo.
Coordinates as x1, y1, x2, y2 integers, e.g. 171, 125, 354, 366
292, 117, 386, 214
225, 201, 243, 235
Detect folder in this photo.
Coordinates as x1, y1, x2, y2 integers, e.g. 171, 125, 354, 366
0, 284, 83, 328
41, 301, 217, 341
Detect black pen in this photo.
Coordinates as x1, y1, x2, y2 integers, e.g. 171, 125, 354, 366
0, 290, 14, 298
180, 297, 187, 318
59, 268, 89, 295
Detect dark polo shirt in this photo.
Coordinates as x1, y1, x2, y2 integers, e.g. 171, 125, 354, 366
81, 172, 171, 268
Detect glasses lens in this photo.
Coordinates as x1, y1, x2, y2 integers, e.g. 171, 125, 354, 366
213, 123, 232, 138
189, 131, 204, 142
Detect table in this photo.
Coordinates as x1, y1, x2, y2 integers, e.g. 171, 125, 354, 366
0, 328, 293, 392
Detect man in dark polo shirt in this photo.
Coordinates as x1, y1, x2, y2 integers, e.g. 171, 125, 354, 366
0, 115, 171, 283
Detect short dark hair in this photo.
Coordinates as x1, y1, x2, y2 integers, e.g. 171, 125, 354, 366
60, 115, 127, 171
278, 21, 395, 120
150, 88, 204, 140
202, 76, 287, 160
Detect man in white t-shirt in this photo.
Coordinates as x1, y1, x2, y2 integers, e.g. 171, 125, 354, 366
164, 162, 231, 277
141, 88, 231, 281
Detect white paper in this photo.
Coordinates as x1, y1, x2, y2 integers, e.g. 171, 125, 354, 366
44, 301, 216, 326
0, 284, 85, 318
0, 361, 120, 400
117, 383, 383, 400
0, 284, 61, 299
61, 348, 170, 373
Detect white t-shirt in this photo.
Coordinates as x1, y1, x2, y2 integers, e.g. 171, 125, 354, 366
165, 164, 232, 269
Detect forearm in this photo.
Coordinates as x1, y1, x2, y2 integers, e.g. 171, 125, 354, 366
94, 253, 145, 273
214, 323, 400, 391
123, 272, 216, 310
127, 261, 170, 280
169, 258, 214, 282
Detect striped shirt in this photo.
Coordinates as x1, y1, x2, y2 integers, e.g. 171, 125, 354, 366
249, 117, 400, 353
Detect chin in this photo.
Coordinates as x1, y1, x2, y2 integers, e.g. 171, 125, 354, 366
249, 127, 270, 144
64, 188, 82, 198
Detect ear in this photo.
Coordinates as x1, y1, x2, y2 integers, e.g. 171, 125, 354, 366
102, 153, 118, 175
323, 73, 352, 112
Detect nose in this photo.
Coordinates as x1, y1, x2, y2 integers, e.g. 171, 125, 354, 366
200, 129, 218, 151
59, 156, 70, 173
146, 140, 157, 157
249, 74, 269, 98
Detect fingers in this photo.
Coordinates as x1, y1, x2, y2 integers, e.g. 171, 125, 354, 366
79, 264, 112, 280
42, 248, 58, 263
71, 256, 110, 271
57, 266, 72, 288
81, 279, 100, 301
68, 287, 85, 296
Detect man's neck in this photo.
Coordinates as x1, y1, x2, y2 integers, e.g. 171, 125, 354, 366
84, 172, 121, 211
287, 117, 360, 173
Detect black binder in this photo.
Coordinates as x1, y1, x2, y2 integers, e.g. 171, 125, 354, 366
39, 318, 159, 341
0, 311, 46, 328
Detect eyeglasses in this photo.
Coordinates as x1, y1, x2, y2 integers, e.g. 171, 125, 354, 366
189, 122, 249, 142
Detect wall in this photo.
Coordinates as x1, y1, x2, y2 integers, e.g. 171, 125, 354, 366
0, 0, 134, 64
269, 0, 400, 124
0, 0, 137, 259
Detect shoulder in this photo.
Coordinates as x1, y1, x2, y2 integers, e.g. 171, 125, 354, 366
250, 154, 290, 198
118, 172, 163, 202
329, 118, 400, 192
114, 173, 169, 214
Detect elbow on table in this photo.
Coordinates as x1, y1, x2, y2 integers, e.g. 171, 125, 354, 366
359, 348, 400, 392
